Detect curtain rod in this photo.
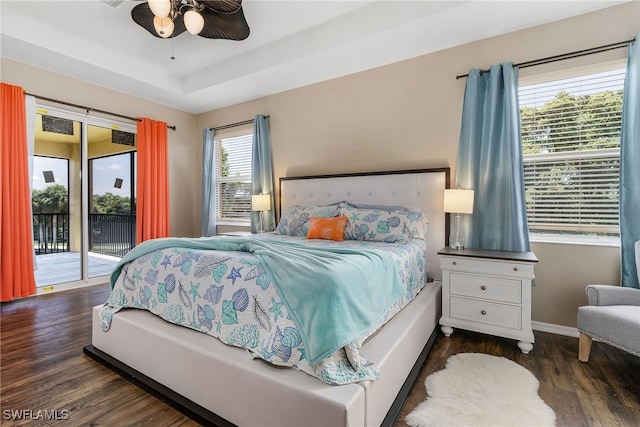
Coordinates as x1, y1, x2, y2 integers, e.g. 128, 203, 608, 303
25, 92, 177, 130
455, 37, 637, 80
210, 115, 270, 131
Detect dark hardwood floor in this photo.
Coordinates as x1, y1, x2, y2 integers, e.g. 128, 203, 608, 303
1, 284, 638, 426
397, 323, 640, 427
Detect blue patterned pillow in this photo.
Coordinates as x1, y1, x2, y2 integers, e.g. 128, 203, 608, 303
340, 205, 428, 242
277, 205, 340, 237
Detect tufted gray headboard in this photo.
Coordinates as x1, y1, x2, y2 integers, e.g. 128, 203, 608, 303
279, 168, 450, 282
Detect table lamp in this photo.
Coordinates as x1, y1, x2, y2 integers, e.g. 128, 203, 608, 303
443, 189, 474, 249
252, 194, 271, 233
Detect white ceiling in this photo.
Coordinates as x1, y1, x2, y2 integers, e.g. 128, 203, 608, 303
0, 0, 628, 114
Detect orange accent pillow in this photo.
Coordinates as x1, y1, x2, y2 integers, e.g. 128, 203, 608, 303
306, 216, 348, 241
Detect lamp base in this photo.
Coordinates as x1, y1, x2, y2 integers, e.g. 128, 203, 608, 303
449, 213, 465, 250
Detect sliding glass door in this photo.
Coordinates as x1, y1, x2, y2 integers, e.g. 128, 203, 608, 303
87, 123, 137, 278
32, 112, 82, 287
32, 107, 136, 290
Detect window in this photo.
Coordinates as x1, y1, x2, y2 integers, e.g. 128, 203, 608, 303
215, 133, 253, 223
519, 68, 625, 239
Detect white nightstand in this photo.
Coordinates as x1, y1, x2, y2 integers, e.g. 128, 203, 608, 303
438, 247, 538, 354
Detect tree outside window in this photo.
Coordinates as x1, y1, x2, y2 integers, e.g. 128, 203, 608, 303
519, 68, 624, 238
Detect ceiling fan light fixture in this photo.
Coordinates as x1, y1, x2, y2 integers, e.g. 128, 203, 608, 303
183, 9, 205, 35
131, 0, 249, 41
148, 0, 171, 18
153, 16, 175, 38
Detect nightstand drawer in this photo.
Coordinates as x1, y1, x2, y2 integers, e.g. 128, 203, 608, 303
450, 273, 521, 304
450, 297, 521, 330
441, 257, 533, 278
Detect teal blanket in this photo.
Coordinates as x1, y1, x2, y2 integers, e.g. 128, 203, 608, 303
110, 236, 405, 365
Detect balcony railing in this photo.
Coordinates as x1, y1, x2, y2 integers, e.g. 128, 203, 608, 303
89, 213, 136, 257
33, 213, 69, 255
33, 213, 136, 257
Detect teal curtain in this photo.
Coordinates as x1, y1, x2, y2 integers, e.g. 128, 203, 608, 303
201, 127, 217, 236
251, 115, 275, 233
620, 35, 640, 288
455, 63, 530, 252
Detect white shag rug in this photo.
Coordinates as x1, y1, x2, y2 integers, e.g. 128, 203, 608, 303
405, 353, 556, 427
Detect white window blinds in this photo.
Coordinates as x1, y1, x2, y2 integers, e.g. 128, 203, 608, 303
519, 68, 625, 236
215, 133, 253, 221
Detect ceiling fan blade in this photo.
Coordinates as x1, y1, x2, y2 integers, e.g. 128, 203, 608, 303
198, 6, 250, 40
131, 2, 186, 39
200, 0, 243, 14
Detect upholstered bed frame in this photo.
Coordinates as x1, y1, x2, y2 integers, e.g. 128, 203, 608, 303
84, 167, 450, 426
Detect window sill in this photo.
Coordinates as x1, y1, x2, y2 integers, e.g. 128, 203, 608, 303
217, 219, 250, 227
529, 234, 620, 248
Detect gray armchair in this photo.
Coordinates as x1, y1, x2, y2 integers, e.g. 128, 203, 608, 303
577, 241, 640, 362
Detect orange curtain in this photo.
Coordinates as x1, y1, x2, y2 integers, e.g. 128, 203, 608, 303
1, 83, 36, 302
136, 118, 170, 243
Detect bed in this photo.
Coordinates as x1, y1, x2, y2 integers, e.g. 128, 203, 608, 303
84, 167, 450, 426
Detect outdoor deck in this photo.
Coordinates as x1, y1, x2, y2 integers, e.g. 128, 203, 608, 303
35, 252, 120, 287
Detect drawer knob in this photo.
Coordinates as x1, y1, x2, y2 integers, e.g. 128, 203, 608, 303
513, 267, 518, 271
480, 285, 487, 291
481, 310, 487, 315
452, 261, 457, 266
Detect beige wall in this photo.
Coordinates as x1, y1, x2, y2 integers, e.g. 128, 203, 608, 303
196, 2, 639, 328
1, 59, 199, 238
2, 2, 637, 327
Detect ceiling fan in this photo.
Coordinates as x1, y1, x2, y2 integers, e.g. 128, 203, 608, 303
131, 0, 250, 40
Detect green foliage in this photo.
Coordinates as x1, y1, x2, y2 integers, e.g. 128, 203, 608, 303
221, 146, 229, 177
522, 88, 622, 236
521, 89, 623, 155
32, 184, 68, 213
92, 192, 132, 214
32, 185, 132, 215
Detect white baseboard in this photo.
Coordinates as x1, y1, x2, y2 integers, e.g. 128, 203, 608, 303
36, 278, 108, 296
532, 321, 579, 338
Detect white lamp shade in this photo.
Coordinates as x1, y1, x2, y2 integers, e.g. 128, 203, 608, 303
153, 16, 174, 38
252, 194, 271, 212
443, 189, 474, 214
184, 9, 205, 35
148, 0, 171, 18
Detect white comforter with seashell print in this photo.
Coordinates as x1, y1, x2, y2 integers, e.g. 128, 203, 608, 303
99, 233, 427, 385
